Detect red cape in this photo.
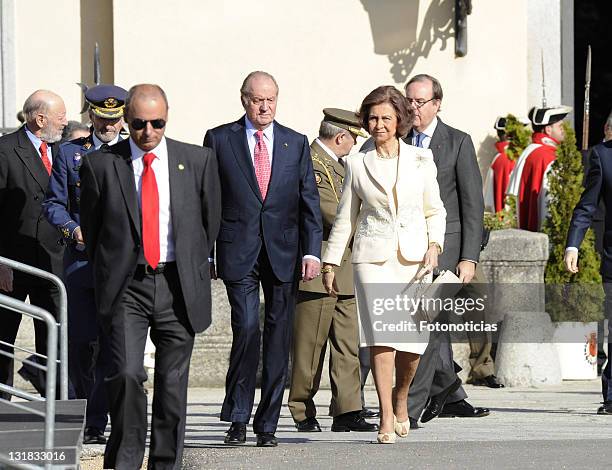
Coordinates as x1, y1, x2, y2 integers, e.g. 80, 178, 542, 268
517, 133, 558, 231
489, 141, 514, 213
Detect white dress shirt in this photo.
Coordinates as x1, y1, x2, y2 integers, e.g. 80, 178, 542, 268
129, 137, 175, 263
410, 116, 438, 149
245, 116, 274, 164
314, 138, 342, 163
25, 125, 53, 164
92, 132, 120, 150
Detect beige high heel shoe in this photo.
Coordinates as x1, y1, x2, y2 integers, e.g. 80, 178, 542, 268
394, 416, 409, 438
376, 431, 396, 444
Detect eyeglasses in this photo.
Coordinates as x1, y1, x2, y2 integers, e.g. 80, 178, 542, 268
407, 98, 436, 109
130, 118, 166, 130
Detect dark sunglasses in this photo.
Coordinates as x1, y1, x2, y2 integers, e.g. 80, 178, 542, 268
130, 118, 166, 130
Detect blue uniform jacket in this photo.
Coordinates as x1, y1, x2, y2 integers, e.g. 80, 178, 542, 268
43, 133, 120, 282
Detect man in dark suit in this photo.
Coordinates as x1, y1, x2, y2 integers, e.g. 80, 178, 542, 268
565, 139, 612, 415
0, 90, 67, 400
204, 71, 322, 447
80, 84, 221, 469
403, 74, 491, 427
43, 84, 127, 445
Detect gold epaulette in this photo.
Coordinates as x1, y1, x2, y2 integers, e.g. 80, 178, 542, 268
312, 152, 340, 203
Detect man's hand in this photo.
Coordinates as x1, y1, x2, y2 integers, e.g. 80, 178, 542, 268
323, 271, 339, 298
302, 258, 321, 282
457, 260, 476, 284
73, 226, 85, 247
564, 250, 579, 273
0, 264, 13, 292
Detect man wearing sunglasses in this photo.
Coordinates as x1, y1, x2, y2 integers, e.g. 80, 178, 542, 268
79, 84, 221, 469
204, 71, 322, 447
43, 84, 127, 446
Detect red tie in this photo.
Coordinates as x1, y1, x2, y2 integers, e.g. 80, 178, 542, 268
39, 142, 52, 175
254, 130, 271, 199
141, 152, 160, 269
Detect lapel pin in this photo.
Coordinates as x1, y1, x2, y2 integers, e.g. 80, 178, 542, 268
283, 142, 288, 148
178, 163, 185, 170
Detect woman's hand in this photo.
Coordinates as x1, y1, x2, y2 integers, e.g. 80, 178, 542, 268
322, 264, 339, 298
418, 243, 440, 279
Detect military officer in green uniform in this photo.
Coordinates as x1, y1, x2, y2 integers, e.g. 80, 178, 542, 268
288, 109, 378, 433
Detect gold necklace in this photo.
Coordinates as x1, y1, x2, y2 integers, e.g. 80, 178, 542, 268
376, 141, 399, 159
376, 152, 398, 159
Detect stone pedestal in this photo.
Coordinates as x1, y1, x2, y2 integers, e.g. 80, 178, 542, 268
495, 311, 562, 386
189, 280, 232, 387
479, 229, 549, 323
475, 229, 562, 386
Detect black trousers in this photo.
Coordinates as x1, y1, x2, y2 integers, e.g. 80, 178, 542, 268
0, 280, 61, 401
66, 265, 110, 432
407, 329, 468, 420
602, 279, 612, 403
221, 247, 297, 433
103, 264, 194, 470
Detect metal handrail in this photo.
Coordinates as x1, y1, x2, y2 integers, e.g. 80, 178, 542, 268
0, 256, 68, 400
0, 294, 57, 468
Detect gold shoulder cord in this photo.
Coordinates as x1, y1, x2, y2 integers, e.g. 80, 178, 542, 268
311, 153, 340, 203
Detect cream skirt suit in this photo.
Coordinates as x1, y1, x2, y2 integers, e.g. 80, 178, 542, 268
323, 139, 446, 353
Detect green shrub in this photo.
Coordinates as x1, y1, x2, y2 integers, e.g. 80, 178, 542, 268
543, 122, 603, 322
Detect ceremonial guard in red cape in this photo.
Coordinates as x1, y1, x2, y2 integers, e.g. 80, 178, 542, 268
484, 117, 514, 213
506, 105, 572, 231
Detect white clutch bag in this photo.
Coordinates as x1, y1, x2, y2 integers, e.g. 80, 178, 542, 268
409, 270, 463, 324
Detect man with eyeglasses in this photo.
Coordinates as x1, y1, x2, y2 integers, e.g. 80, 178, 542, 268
43, 84, 127, 446
79, 84, 221, 469
204, 71, 322, 447
403, 74, 495, 429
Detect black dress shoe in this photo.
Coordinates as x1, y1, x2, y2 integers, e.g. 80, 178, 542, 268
597, 402, 612, 415
439, 399, 490, 418
421, 377, 462, 423
331, 411, 379, 432
360, 407, 380, 418
83, 427, 106, 445
256, 432, 278, 447
409, 417, 420, 430
469, 375, 505, 388
295, 417, 321, 432
224, 422, 247, 444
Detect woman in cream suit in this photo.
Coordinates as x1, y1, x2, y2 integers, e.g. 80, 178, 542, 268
322, 86, 446, 443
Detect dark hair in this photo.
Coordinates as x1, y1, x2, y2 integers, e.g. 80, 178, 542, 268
358, 86, 413, 137
405, 74, 443, 101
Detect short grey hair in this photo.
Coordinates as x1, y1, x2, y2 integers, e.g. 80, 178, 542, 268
405, 74, 444, 101
125, 84, 168, 116
62, 120, 90, 141
318, 121, 345, 140
240, 71, 279, 107
23, 92, 50, 123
